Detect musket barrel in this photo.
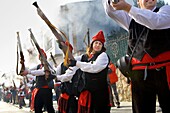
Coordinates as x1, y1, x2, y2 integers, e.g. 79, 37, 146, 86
32, 1, 75, 62
32, 1, 39, 8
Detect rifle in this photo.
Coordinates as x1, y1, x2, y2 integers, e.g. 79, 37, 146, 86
28, 28, 56, 79
12, 80, 17, 89
87, 28, 90, 47
1, 73, 6, 78
50, 52, 57, 65
16, 32, 25, 75
32, 2, 74, 62
83, 28, 90, 48
16, 32, 29, 83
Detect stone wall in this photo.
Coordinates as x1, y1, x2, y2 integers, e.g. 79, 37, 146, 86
116, 69, 132, 102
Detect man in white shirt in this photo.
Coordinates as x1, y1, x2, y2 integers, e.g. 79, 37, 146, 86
103, 0, 170, 113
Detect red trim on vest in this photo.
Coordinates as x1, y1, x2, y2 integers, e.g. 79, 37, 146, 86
166, 66, 170, 90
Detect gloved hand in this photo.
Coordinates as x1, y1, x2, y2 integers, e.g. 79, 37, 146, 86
69, 59, 77, 67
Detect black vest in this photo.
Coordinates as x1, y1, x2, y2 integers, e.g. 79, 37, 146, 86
60, 63, 73, 95
128, 7, 170, 60
60, 63, 69, 74
35, 64, 48, 88
81, 52, 109, 92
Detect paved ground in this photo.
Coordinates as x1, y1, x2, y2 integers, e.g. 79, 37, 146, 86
0, 100, 29, 113
0, 99, 162, 113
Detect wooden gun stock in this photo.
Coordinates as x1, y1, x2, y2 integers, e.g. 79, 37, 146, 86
28, 28, 56, 75
16, 32, 29, 84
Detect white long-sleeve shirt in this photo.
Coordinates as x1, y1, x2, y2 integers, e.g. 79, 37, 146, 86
27, 63, 78, 83
27, 52, 109, 82
27, 65, 45, 76
56, 52, 109, 82
55, 63, 79, 82
75, 52, 109, 73
103, 0, 170, 31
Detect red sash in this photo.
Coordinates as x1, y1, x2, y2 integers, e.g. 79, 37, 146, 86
30, 88, 39, 111
58, 93, 70, 113
78, 90, 91, 113
132, 52, 170, 89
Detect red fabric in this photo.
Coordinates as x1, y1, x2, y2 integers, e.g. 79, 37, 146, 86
166, 66, 170, 90
60, 93, 69, 100
108, 85, 113, 107
92, 30, 105, 44
30, 88, 39, 111
108, 62, 118, 84
131, 51, 170, 89
89, 54, 94, 59
38, 48, 47, 59
6, 94, 11, 99
54, 83, 61, 87
41, 85, 49, 88
78, 90, 91, 113
58, 93, 70, 113
39, 64, 43, 69
131, 51, 170, 67
65, 41, 73, 52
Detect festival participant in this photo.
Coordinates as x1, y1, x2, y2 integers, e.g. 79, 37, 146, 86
69, 30, 111, 113
18, 80, 26, 109
108, 61, 120, 108
103, 0, 170, 112
21, 49, 55, 113
54, 41, 79, 113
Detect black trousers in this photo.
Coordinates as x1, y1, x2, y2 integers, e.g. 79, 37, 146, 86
55, 86, 61, 102
34, 88, 55, 113
131, 67, 170, 113
67, 96, 78, 113
90, 89, 111, 113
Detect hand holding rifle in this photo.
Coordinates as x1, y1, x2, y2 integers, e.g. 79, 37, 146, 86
28, 28, 56, 80
16, 32, 29, 83
16, 32, 25, 75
